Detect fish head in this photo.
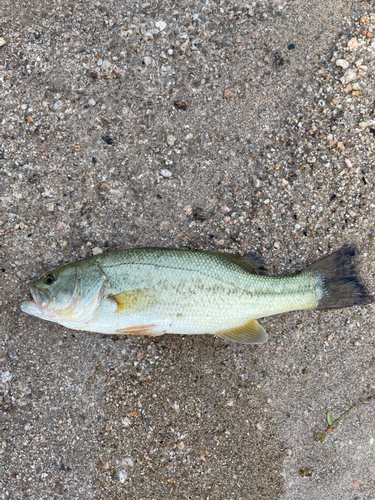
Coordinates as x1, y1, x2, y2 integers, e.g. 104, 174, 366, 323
20, 262, 108, 327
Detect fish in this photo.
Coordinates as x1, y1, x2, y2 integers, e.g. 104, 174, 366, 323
20, 246, 373, 344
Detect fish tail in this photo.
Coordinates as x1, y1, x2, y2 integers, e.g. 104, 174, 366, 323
304, 246, 373, 310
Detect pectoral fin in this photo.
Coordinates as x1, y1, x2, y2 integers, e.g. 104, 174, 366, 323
215, 319, 268, 344
109, 288, 156, 313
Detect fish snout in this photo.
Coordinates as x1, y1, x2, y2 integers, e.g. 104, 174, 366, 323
30, 284, 50, 310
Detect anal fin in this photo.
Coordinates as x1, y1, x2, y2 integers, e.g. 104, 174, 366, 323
215, 319, 268, 344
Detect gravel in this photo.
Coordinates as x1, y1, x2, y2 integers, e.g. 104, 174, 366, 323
1, 1, 375, 499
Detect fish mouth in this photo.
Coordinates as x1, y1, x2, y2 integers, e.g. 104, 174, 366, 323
30, 284, 50, 309
20, 284, 50, 316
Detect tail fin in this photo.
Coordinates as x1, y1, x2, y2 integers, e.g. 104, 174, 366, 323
304, 246, 373, 310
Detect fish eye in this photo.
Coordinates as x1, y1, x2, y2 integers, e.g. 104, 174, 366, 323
43, 274, 56, 286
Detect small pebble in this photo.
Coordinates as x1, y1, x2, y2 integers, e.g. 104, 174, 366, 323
348, 38, 358, 50
53, 100, 63, 110
335, 59, 349, 70
173, 100, 187, 110
0, 37, 6, 47
341, 69, 358, 85
1, 371, 12, 383
102, 136, 113, 145
88, 99, 96, 106
160, 169, 172, 178
166, 135, 176, 146
224, 88, 236, 99
92, 247, 103, 255
155, 20, 167, 31
119, 469, 128, 483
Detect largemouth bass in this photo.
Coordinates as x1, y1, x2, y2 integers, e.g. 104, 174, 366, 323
20, 246, 372, 344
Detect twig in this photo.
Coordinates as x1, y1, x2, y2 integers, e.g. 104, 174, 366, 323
319, 394, 375, 442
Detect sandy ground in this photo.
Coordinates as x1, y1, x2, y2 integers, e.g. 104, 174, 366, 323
1, 0, 375, 498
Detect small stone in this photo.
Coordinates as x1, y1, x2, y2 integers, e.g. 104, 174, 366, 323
102, 136, 114, 145
306, 156, 316, 164
102, 59, 111, 70
119, 469, 127, 483
88, 98, 96, 106
143, 56, 152, 66
337, 142, 345, 151
184, 133, 193, 141
160, 169, 172, 178
0, 38, 6, 47
335, 59, 349, 70
360, 14, 370, 24
224, 88, 236, 99
155, 20, 167, 32
220, 205, 231, 214
26, 116, 34, 122
92, 247, 103, 255
193, 208, 206, 221
166, 135, 176, 146
104, 462, 110, 470
97, 58, 103, 67
46, 203, 55, 212
1, 371, 12, 383
100, 182, 111, 191
173, 100, 187, 110
53, 100, 63, 110
362, 29, 372, 38
341, 69, 358, 85
348, 38, 358, 50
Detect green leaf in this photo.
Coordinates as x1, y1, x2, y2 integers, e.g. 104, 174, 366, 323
326, 411, 333, 426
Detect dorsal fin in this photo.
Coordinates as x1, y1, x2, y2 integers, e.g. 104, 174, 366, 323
208, 250, 268, 274
208, 251, 257, 274
243, 252, 268, 275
